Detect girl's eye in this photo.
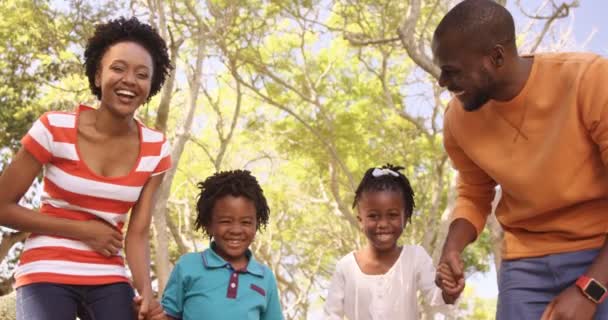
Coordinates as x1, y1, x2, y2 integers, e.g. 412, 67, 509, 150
111, 66, 124, 72
137, 73, 149, 79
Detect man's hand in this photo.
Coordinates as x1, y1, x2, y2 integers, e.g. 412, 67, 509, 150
437, 262, 465, 303
540, 285, 597, 320
436, 250, 466, 296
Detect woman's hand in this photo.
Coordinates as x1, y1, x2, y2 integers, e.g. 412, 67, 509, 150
79, 219, 123, 257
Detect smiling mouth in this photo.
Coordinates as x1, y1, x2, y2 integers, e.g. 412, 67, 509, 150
226, 240, 245, 246
115, 89, 137, 99
375, 233, 393, 240
450, 90, 466, 97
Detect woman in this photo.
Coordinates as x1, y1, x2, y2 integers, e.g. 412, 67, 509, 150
0, 17, 172, 320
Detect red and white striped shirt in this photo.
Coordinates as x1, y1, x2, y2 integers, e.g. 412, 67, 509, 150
15, 105, 171, 287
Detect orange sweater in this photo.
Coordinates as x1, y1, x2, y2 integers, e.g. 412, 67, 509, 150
444, 52, 608, 260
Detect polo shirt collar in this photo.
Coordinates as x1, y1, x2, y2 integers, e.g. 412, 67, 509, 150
201, 241, 265, 277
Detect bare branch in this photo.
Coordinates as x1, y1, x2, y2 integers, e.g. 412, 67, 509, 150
0, 232, 28, 262
397, 0, 441, 79
516, 0, 580, 53
343, 32, 401, 46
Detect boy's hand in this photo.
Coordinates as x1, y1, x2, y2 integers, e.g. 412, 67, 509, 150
133, 295, 167, 320
436, 262, 465, 303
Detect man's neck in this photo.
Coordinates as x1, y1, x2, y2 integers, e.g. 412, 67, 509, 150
493, 55, 534, 102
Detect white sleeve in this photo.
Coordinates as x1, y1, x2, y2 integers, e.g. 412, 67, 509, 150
323, 260, 346, 319
415, 246, 449, 308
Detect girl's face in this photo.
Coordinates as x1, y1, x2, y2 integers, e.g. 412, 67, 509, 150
357, 190, 407, 253
95, 41, 153, 117
207, 196, 257, 268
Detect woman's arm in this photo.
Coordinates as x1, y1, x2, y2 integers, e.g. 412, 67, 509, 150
125, 173, 164, 319
0, 148, 122, 255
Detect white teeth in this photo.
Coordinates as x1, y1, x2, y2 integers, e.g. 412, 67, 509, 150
451, 90, 465, 96
116, 90, 136, 97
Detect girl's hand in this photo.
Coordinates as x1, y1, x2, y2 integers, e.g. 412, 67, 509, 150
79, 219, 123, 257
436, 262, 465, 301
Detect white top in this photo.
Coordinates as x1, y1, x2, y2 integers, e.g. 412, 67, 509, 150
323, 245, 450, 320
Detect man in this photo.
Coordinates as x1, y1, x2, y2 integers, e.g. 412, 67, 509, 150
432, 0, 608, 319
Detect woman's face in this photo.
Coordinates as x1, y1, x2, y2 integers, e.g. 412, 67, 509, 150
95, 41, 153, 117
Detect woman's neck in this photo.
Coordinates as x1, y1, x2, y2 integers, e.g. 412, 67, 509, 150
94, 105, 136, 136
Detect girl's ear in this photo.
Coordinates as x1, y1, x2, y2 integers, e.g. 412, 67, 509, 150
356, 214, 364, 230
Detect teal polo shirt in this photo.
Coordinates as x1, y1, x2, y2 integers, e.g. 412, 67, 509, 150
161, 243, 284, 320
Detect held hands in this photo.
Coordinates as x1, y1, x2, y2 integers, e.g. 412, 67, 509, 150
435, 250, 466, 304
540, 285, 597, 320
133, 295, 167, 320
79, 219, 123, 257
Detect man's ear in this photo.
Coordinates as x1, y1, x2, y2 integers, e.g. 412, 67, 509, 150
490, 45, 506, 67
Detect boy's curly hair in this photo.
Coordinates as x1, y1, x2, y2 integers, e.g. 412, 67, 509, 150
195, 170, 270, 238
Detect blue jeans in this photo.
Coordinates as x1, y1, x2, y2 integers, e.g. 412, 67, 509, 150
497, 248, 608, 319
16, 282, 135, 320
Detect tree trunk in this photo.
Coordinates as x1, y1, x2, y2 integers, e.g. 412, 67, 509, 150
152, 38, 205, 295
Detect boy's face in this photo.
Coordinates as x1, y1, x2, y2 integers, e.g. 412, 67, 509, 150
207, 195, 257, 268
357, 190, 407, 252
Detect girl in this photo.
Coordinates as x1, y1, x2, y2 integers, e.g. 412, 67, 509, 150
323, 164, 462, 320
136, 170, 284, 320
0, 17, 172, 320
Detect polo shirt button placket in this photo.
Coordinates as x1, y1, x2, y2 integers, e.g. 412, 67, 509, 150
227, 270, 239, 299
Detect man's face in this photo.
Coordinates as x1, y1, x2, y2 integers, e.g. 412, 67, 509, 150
432, 35, 497, 111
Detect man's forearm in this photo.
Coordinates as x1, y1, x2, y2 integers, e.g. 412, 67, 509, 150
442, 218, 478, 255
584, 235, 608, 286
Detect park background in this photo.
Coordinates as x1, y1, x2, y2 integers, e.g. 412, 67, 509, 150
0, 0, 606, 319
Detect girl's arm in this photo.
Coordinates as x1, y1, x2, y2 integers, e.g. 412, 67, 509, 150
0, 148, 123, 255
125, 173, 164, 320
416, 246, 459, 307
323, 261, 346, 319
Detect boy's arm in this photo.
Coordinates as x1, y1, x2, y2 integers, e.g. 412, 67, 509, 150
261, 272, 284, 320
160, 258, 186, 320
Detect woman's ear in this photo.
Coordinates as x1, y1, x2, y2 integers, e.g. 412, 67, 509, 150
94, 70, 101, 88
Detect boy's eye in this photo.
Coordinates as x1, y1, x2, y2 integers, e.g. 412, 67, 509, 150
137, 73, 149, 79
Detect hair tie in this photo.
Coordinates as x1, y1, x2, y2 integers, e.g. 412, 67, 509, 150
371, 168, 399, 177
